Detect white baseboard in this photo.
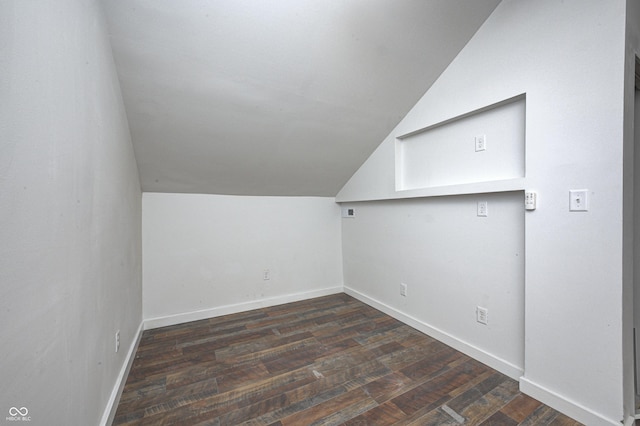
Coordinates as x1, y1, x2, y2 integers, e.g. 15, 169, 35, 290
143, 286, 344, 330
100, 321, 144, 426
519, 377, 619, 426
344, 286, 523, 380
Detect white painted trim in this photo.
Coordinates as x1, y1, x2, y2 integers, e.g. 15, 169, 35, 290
344, 286, 523, 380
336, 177, 525, 203
624, 414, 638, 426
143, 286, 344, 330
100, 321, 144, 426
519, 377, 619, 426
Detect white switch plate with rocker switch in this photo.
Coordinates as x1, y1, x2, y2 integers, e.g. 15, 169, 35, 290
569, 189, 589, 211
525, 191, 537, 210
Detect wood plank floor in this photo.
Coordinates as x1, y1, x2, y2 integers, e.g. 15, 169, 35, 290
113, 294, 582, 425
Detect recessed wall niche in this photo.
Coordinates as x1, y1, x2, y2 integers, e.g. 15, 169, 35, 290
395, 95, 525, 191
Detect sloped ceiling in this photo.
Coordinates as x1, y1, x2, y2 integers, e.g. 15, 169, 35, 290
103, 0, 501, 196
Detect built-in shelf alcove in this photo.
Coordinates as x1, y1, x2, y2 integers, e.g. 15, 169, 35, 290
396, 94, 526, 193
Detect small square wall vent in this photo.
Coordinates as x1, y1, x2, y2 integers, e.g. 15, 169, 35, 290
341, 208, 355, 218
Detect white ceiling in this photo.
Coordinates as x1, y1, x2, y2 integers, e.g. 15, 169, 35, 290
103, 0, 501, 196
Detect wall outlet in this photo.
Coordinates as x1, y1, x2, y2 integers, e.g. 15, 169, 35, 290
115, 330, 120, 353
477, 201, 488, 217
475, 134, 487, 152
476, 307, 488, 325
400, 283, 407, 297
263, 269, 271, 280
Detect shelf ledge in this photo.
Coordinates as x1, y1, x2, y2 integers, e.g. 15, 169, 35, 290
335, 178, 525, 203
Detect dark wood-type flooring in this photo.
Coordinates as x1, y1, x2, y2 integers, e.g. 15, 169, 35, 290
113, 293, 582, 425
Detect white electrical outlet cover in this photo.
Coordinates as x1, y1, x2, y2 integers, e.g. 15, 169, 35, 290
475, 134, 486, 152
476, 307, 488, 325
477, 201, 488, 217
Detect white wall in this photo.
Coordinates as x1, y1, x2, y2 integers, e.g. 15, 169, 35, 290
338, 0, 627, 424
625, 0, 640, 421
342, 192, 524, 378
142, 194, 342, 326
0, 1, 142, 425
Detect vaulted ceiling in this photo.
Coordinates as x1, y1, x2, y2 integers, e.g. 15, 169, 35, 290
102, 0, 501, 196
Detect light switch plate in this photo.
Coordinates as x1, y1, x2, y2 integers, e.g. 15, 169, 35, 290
569, 190, 588, 211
